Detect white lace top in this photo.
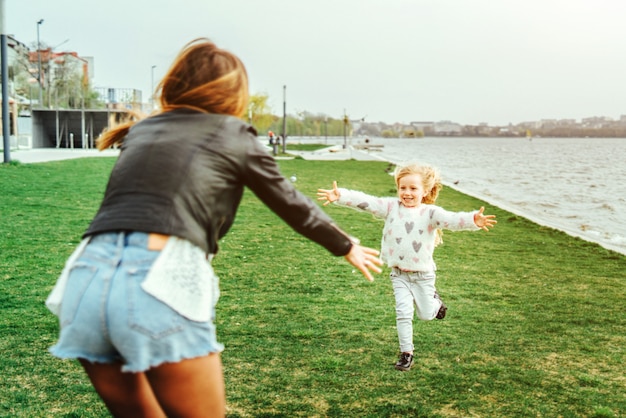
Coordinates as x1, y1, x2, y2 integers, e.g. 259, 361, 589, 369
46, 237, 216, 322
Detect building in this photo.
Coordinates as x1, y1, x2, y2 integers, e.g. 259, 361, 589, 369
4, 35, 135, 149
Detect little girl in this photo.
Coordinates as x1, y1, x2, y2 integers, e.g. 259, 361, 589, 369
317, 161, 496, 371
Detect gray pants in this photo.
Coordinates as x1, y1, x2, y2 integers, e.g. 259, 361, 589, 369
390, 267, 443, 353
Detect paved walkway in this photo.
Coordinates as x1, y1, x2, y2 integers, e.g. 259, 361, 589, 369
7, 148, 120, 163
285, 145, 387, 161
6, 145, 389, 164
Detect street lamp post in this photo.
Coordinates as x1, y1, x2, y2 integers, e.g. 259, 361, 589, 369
324, 117, 328, 144
281, 85, 287, 154
2, 0, 11, 162
36, 19, 44, 107
150, 65, 156, 110
343, 109, 348, 149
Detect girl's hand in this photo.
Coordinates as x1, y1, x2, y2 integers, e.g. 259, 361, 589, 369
474, 206, 497, 231
317, 181, 341, 206
344, 243, 383, 282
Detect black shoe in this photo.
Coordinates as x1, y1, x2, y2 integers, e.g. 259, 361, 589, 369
434, 292, 447, 319
395, 352, 414, 371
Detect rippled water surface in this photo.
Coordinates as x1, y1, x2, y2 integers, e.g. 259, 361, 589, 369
303, 136, 626, 255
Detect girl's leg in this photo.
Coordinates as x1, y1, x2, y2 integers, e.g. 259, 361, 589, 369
412, 273, 441, 320
79, 360, 166, 418
391, 276, 415, 353
145, 352, 225, 417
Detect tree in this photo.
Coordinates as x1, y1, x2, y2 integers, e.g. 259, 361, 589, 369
8, 46, 40, 111
49, 55, 82, 108
248, 93, 275, 134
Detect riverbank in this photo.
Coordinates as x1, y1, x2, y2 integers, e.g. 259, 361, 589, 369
291, 138, 626, 256
7, 141, 626, 256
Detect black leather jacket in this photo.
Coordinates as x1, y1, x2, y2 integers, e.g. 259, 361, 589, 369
84, 109, 353, 256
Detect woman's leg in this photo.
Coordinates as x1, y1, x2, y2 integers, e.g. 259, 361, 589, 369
145, 353, 225, 417
80, 353, 225, 417
79, 360, 166, 418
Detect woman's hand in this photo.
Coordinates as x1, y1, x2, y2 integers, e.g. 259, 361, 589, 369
344, 243, 383, 282
474, 206, 497, 231
317, 181, 341, 206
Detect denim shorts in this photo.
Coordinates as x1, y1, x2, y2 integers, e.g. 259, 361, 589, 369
49, 231, 223, 372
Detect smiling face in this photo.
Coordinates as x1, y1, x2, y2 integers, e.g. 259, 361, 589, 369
397, 173, 427, 208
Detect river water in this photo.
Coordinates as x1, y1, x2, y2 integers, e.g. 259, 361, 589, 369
298, 136, 626, 256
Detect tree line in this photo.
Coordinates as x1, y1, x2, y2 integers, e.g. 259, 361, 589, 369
247, 94, 352, 138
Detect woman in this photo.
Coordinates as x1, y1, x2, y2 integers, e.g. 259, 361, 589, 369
46, 38, 382, 417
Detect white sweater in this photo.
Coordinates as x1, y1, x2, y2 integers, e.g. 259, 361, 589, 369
336, 189, 480, 272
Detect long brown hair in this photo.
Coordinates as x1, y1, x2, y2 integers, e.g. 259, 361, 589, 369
97, 38, 249, 150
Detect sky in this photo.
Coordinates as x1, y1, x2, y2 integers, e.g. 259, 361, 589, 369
6, 0, 626, 126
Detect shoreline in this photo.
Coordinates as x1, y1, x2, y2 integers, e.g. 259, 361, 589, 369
291, 145, 626, 256
7, 145, 625, 256
439, 180, 626, 256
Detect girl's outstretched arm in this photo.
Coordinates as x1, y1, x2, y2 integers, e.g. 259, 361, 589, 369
317, 181, 341, 206
474, 206, 497, 231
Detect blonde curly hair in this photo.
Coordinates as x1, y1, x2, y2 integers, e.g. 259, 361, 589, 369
393, 161, 444, 245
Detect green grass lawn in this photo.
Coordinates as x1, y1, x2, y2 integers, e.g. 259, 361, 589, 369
1, 158, 624, 417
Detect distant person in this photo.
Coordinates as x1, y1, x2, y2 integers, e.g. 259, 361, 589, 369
268, 130, 275, 145
46, 38, 382, 417
317, 161, 496, 371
